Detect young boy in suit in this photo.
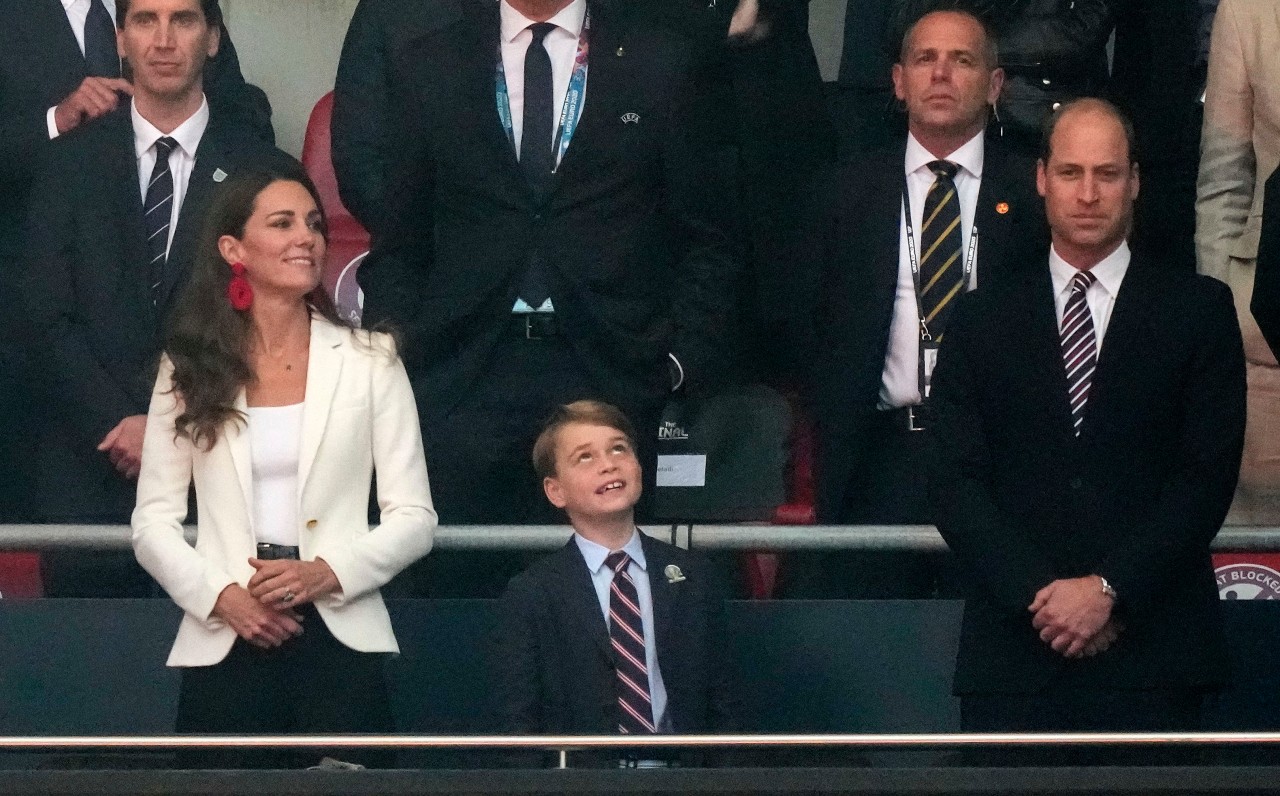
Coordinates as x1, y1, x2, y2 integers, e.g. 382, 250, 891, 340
492, 400, 734, 761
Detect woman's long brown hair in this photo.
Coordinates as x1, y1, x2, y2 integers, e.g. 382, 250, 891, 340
166, 164, 350, 449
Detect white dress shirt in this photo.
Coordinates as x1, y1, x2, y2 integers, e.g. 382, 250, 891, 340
574, 530, 670, 732
1049, 241, 1131, 350
246, 404, 304, 548
499, 0, 588, 156
133, 96, 210, 259
46, 0, 120, 139
880, 131, 985, 409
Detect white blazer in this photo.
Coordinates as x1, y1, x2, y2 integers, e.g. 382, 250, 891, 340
132, 318, 436, 667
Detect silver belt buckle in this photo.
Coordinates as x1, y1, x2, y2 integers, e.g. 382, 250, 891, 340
907, 405, 926, 432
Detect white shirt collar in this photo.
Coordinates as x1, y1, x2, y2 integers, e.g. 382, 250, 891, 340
575, 528, 648, 575
905, 129, 985, 181
1049, 240, 1131, 299
500, 0, 587, 44
132, 96, 210, 160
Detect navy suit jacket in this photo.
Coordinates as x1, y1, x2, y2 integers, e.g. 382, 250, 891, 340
930, 256, 1244, 694
492, 533, 735, 763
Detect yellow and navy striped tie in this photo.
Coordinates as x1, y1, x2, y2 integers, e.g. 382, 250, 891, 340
918, 159, 964, 340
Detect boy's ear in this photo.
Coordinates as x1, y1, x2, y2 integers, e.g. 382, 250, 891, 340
543, 475, 567, 509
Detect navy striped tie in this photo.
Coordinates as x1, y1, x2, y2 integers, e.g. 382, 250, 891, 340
144, 137, 178, 306
918, 160, 965, 341
604, 551, 656, 734
1060, 270, 1099, 437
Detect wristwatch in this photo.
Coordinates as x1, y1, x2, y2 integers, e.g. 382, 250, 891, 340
1098, 575, 1118, 601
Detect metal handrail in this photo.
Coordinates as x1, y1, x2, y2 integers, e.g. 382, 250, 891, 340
2, 524, 1280, 552
4, 732, 1280, 749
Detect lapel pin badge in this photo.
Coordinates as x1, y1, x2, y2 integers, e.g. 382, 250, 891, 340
996, 201, 1009, 215
616, 46, 625, 56
213, 168, 228, 183
621, 112, 640, 124
664, 564, 686, 584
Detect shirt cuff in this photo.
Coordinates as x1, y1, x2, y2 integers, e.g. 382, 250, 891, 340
667, 352, 685, 392
47, 106, 61, 140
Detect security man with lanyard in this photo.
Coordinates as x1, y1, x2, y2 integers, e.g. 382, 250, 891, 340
358, 0, 736, 596
781, 6, 1046, 599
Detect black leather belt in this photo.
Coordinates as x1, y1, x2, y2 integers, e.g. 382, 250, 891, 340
881, 404, 929, 433
255, 543, 300, 561
511, 313, 559, 340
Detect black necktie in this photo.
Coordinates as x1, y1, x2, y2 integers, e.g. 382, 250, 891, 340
604, 552, 657, 734
144, 137, 178, 306
517, 22, 556, 307
84, 0, 121, 79
917, 159, 965, 341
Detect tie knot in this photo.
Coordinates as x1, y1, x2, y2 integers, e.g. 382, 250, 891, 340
604, 551, 630, 574
927, 160, 959, 181
1070, 269, 1098, 294
154, 136, 178, 158
528, 22, 556, 45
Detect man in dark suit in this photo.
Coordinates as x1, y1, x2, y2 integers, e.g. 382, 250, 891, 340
1253, 166, 1280, 358
931, 98, 1244, 743
0, 0, 270, 524
781, 7, 1044, 598
19, 0, 291, 596
360, 0, 734, 536
331, 0, 464, 238
493, 402, 734, 763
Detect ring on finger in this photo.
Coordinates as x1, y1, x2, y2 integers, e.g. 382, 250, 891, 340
282, 590, 296, 604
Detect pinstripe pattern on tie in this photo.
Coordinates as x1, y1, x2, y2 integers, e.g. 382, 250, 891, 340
1060, 270, 1099, 437
143, 137, 178, 307
604, 551, 656, 734
918, 159, 964, 339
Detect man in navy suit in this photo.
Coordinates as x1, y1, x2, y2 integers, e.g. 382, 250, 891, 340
931, 98, 1245, 740
0, 0, 269, 523
19, 0, 290, 595
493, 401, 734, 764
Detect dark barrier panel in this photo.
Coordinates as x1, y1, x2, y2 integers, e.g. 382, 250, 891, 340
2, 600, 1279, 761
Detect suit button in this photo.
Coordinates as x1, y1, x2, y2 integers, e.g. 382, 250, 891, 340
1042, 78, 1052, 86
1069, 478, 1083, 490
533, 213, 543, 221
306, 519, 318, 530
1052, 102, 1062, 111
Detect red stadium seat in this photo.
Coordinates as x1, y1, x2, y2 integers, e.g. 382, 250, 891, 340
301, 91, 369, 325
0, 552, 44, 598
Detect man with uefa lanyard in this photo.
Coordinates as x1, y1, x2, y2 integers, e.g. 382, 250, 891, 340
781, 6, 1046, 599
359, 0, 734, 595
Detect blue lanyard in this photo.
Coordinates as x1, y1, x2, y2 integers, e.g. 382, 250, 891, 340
495, 12, 590, 171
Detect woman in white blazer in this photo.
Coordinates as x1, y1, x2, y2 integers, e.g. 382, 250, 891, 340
131, 163, 435, 768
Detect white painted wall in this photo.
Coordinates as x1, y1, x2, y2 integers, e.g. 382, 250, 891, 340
221, 0, 360, 157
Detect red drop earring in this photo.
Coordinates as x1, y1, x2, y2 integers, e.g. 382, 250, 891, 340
227, 262, 253, 311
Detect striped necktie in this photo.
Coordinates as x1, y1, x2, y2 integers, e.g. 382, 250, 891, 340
918, 159, 965, 341
144, 136, 178, 306
604, 551, 656, 735
1060, 270, 1099, 437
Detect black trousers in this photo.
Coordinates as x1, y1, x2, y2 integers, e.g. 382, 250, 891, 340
408, 329, 662, 598
174, 606, 394, 769
961, 684, 1206, 767
780, 408, 947, 599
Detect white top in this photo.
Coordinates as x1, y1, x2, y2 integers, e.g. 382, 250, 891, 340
499, 0, 588, 156
131, 97, 210, 260
46, 0, 120, 139
574, 530, 671, 732
1049, 241, 1131, 350
247, 403, 304, 547
880, 130, 985, 409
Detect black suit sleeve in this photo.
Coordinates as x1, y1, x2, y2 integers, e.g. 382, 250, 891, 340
1252, 166, 1280, 358
661, 57, 739, 395
332, 0, 394, 236
20, 150, 139, 450
1096, 278, 1245, 614
204, 23, 275, 145
997, 0, 1115, 71
356, 47, 439, 370
929, 293, 1059, 615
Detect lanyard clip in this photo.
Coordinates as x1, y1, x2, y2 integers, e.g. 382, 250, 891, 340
920, 318, 933, 343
